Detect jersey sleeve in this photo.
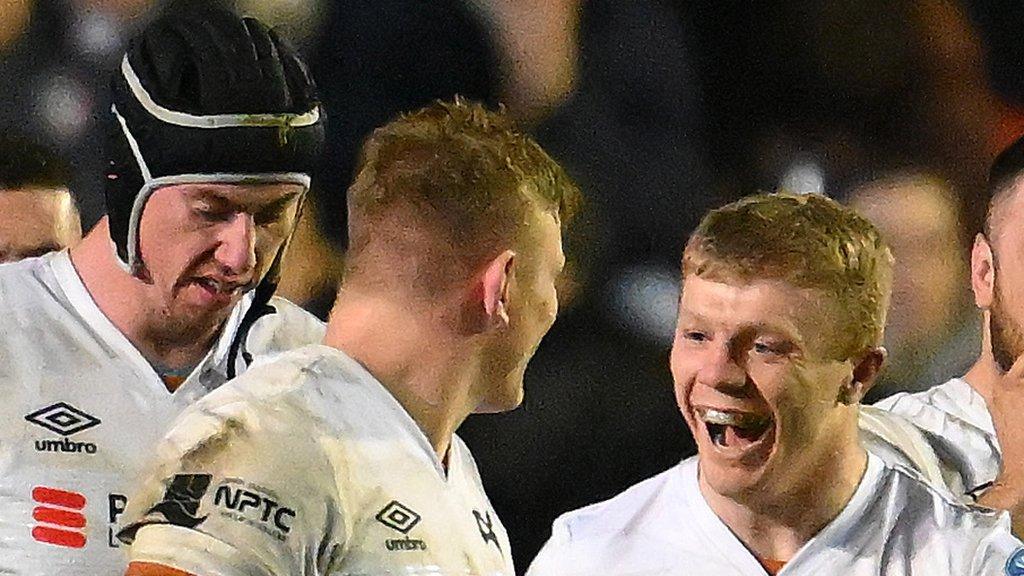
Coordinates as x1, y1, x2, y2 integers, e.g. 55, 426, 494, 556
117, 390, 343, 576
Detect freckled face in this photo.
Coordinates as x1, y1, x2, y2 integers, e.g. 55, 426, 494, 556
671, 275, 856, 500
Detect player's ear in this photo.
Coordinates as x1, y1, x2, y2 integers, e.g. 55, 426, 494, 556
972, 233, 995, 309
476, 249, 515, 333
840, 346, 887, 405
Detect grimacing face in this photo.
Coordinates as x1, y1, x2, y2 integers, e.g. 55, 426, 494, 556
671, 275, 859, 501
476, 210, 565, 412
135, 182, 303, 332
0, 188, 81, 263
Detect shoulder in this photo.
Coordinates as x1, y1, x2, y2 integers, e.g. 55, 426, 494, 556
551, 460, 687, 547
181, 345, 385, 444
873, 378, 971, 420
0, 253, 58, 311
882, 462, 1006, 532
528, 460, 695, 576
244, 296, 326, 356
878, 463, 1024, 572
169, 346, 335, 448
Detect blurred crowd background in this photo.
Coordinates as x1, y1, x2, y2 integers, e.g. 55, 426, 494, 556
3, 0, 1023, 570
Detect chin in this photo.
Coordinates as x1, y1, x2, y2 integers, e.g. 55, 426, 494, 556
475, 378, 525, 414
699, 455, 771, 500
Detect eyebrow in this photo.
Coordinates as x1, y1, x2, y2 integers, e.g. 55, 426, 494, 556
191, 189, 301, 212
678, 311, 800, 337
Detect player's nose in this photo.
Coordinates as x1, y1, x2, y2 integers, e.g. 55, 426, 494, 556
213, 213, 256, 277
696, 342, 748, 392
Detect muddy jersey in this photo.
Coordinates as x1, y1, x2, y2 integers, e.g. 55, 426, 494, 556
527, 454, 1023, 576
119, 344, 514, 576
0, 251, 325, 575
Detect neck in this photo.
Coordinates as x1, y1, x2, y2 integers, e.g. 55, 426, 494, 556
964, 311, 998, 405
701, 427, 868, 562
69, 219, 219, 372
323, 288, 480, 460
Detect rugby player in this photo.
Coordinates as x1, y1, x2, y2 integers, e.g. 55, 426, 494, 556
0, 136, 81, 262
528, 193, 1023, 575
116, 98, 578, 576
864, 133, 1024, 533
0, 7, 326, 574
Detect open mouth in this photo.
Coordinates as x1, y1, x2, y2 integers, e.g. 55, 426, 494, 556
191, 277, 246, 304
695, 407, 773, 450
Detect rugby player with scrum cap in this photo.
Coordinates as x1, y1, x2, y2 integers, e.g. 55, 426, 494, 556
0, 7, 326, 574
115, 99, 578, 576
528, 193, 1024, 575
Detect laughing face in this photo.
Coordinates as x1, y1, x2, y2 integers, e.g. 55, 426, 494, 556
671, 275, 861, 502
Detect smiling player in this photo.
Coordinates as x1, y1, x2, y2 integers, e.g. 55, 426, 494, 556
527, 193, 1024, 576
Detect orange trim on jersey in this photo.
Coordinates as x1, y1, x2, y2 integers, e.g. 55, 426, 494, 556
758, 557, 787, 575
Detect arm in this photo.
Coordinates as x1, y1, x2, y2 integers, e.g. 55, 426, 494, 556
125, 562, 195, 576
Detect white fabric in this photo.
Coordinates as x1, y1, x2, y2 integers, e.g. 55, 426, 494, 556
527, 453, 1023, 576
865, 377, 1001, 501
120, 344, 515, 576
0, 251, 325, 575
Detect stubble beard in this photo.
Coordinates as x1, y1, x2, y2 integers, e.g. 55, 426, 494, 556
990, 281, 1024, 373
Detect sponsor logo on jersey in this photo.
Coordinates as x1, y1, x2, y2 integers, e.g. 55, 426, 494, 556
377, 500, 428, 551
147, 473, 212, 529
473, 509, 501, 553
107, 493, 128, 548
1007, 547, 1024, 576
30, 486, 88, 548
25, 402, 101, 455
213, 479, 295, 542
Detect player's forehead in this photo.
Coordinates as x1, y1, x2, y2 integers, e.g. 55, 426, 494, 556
679, 274, 837, 344
158, 182, 304, 208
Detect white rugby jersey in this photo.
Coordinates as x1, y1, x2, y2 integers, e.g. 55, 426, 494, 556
118, 344, 514, 576
527, 453, 1023, 576
0, 251, 324, 575
866, 377, 1000, 501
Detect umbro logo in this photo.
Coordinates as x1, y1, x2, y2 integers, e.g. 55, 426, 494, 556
375, 500, 420, 534
26, 402, 101, 455
25, 402, 101, 436
376, 500, 428, 552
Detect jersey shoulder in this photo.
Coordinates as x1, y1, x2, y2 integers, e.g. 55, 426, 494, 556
874, 378, 979, 426
884, 462, 1008, 533
552, 460, 684, 546
0, 252, 61, 313
179, 344, 389, 444
244, 296, 326, 359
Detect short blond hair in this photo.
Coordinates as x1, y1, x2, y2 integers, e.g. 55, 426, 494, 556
683, 193, 893, 358
346, 98, 578, 289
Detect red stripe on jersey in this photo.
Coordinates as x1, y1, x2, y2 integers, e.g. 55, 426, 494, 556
31, 526, 86, 548
33, 506, 87, 528
32, 486, 86, 509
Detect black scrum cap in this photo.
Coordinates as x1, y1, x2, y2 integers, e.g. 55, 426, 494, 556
105, 6, 325, 270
